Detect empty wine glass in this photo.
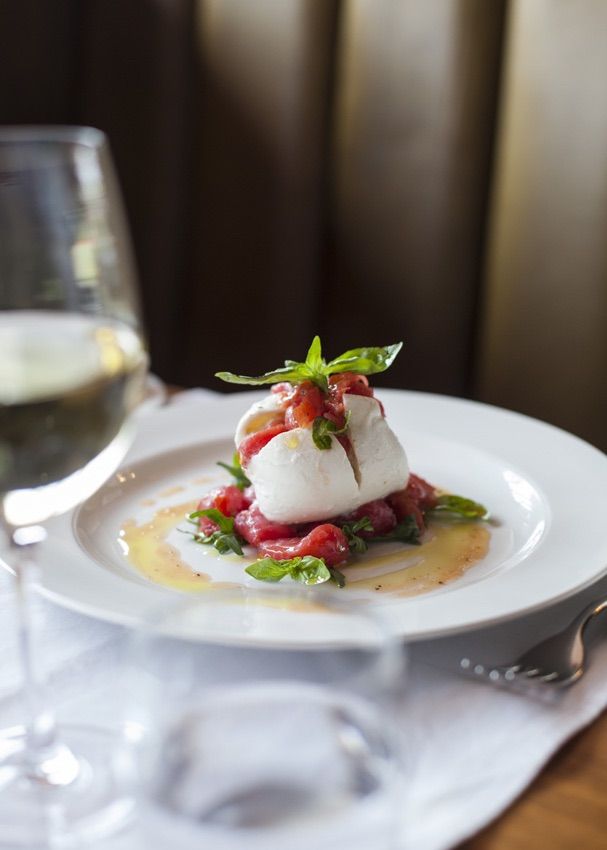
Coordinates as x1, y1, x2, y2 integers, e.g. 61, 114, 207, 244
123, 585, 408, 850
0, 126, 147, 846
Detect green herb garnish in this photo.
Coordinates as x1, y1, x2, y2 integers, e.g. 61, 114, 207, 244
217, 452, 251, 491
327, 566, 347, 588
431, 495, 488, 520
371, 515, 421, 546
340, 517, 374, 554
246, 555, 332, 585
312, 411, 351, 450
245, 555, 346, 586
216, 337, 402, 394
185, 508, 245, 556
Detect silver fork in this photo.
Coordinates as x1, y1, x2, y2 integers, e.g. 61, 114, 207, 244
460, 596, 607, 687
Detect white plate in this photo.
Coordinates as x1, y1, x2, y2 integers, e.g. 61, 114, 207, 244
34, 390, 607, 644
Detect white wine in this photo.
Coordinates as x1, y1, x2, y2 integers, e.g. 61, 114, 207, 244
0, 311, 147, 523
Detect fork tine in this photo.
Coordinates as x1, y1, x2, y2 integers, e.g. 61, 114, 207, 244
538, 671, 560, 682
521, 668, 542, 678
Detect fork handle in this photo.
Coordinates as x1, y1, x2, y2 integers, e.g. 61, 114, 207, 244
572, 596, 607, 635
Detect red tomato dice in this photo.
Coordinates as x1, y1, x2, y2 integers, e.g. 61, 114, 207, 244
283, 381, 324, 429
234, 504, 297, 546
258, 523, 349, 566
387, 473, 437, 534
404, 474, 438, 511
195, 485, 251, 533
340, 499, 397, 537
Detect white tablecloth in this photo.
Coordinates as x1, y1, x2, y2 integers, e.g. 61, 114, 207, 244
2, 564, 607, 850
1, 388, 606, 848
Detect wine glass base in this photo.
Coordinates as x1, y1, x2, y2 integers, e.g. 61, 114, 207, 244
0, 724, 134, 847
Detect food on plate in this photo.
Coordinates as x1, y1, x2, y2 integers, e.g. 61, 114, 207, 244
184, 338, 488, 587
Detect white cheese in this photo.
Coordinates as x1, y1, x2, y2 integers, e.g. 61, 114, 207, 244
246, 427, 360, 523
234, 394, 284, 448
344, 394, 409, 503
238, 392, 409, 524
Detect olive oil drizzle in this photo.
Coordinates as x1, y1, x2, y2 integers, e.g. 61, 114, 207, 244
120, 501, 490, 596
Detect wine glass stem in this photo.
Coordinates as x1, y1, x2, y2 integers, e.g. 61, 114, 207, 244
10, 533, 80, 786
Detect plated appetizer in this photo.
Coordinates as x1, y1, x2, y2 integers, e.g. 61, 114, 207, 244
185, 338, 488, 587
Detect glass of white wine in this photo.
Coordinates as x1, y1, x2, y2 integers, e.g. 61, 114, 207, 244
0, 127, 148, 846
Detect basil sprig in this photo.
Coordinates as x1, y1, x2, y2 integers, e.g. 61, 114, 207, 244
246, 555, 345, 587
312, 411, 351, 450
185, 508, 245, 556
430, 495, 488, 520
340, 517, 374, 554
216, 337, 402, 393
217, 452, 251, 491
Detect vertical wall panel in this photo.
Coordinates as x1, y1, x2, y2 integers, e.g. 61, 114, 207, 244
77, 0, 194, 381
477, 0, 607, 449
0, 0, 76, 122
326, 0, 505, 393
181, 0, 338, 386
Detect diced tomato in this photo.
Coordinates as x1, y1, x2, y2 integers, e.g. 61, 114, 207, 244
328, 372, 373, 399
234, 503, 297, 546
387, 474, 438, 534
195, 512, 219, 535
404, 474, 438, 511
258, 523, 349, 567
324, 371, 382, 424
195, 485, 251, 534
213, 485, 251, 517
271, 382, 293, 396
270, 382, 294, 406
283, 381, 324, 429
340, 499, 397, 537
387, 492, 425, 534
272, 372, 383, 437
238, 424, 289, 468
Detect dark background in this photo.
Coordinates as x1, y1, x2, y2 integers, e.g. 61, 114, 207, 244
1, 0, 606, 449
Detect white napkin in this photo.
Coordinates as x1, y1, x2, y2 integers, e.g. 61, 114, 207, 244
405, 573, 607, 849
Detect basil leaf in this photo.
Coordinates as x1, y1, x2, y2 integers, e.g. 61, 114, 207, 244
189, 508, 234, 534
342, 516, 374, 535
325, 343, 403, 376
340, 516, 374, 554
431, 495, 488, 520
245, 555, 332, 586
328, 566, 346, 588
217, 452, 251, 491
211, 532, 245, 556
214, 365, 307, 386
291, 556, 332, 585
215, 338, 402, 391
245, 558, 293, 582
185, 509, 245, 556
179, 526, 245, 557
304, 335, 325, 375
372, 515, 421, 546
312, 412, 351, 450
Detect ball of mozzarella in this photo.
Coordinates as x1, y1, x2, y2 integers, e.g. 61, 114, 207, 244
237, 392, 409, 524
247, 427, 360, 523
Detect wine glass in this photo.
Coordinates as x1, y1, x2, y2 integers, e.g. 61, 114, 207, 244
123, 586, 408, 850
0, 126, 147, 846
